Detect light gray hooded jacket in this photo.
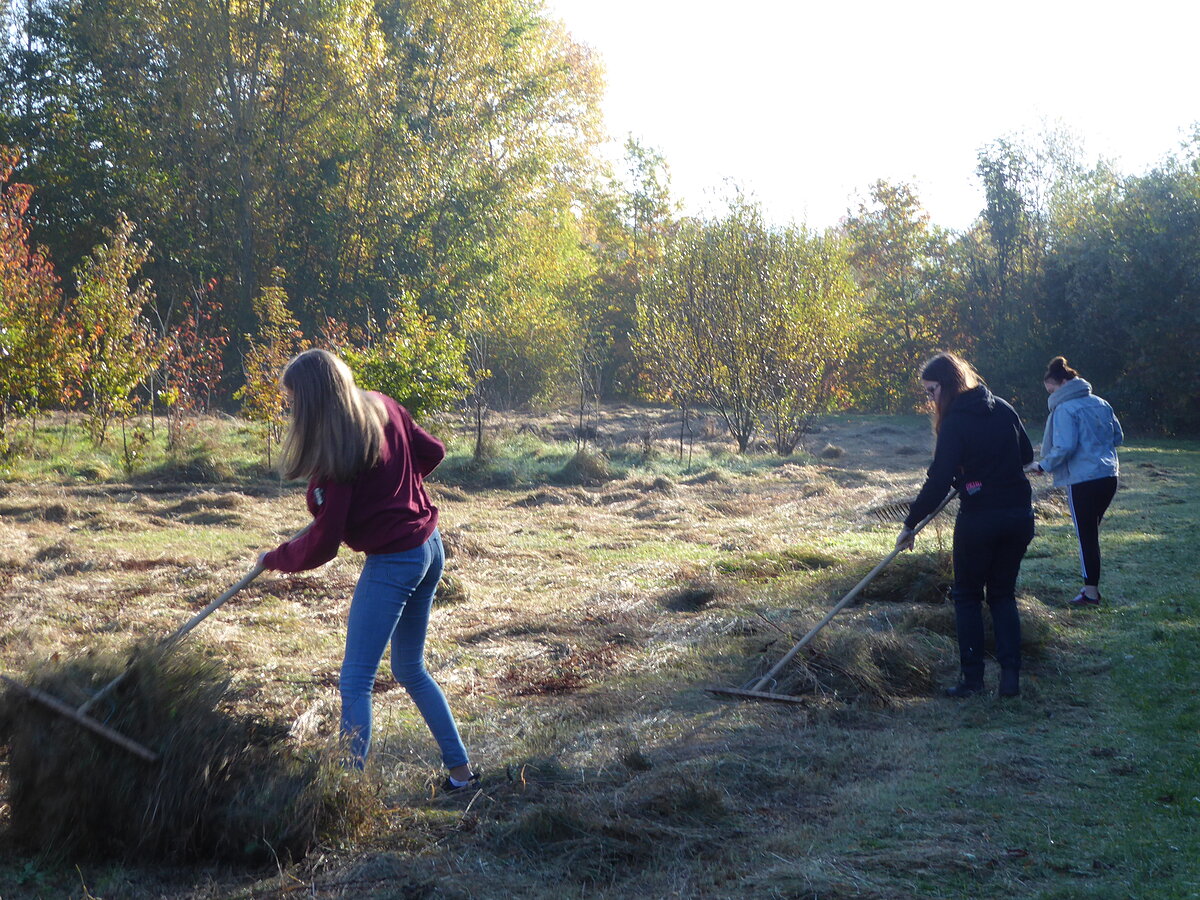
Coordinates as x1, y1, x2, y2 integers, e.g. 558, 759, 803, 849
1038, 377, 1123, 487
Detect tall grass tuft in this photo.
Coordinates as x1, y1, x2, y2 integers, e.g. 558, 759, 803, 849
557, 448, 612, 486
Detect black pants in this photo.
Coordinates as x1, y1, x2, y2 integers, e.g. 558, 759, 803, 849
952, 507, 1035, 684
1067, 476, 1118, 588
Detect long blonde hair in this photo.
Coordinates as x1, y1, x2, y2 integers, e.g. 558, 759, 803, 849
279, 349, 387, 482
920, 351, 982, 434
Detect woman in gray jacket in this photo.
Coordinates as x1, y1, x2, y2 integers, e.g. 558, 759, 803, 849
1027, 356, 1123, 606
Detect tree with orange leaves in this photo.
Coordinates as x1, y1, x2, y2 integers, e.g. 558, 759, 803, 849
0, 148, 69, 454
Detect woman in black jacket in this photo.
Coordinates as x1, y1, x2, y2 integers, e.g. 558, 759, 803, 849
896, 352, 1035, 698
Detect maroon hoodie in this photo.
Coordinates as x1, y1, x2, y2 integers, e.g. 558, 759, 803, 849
262, 393, 443, 573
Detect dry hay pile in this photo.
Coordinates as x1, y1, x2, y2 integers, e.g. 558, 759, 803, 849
511, 487, 593, 508
1033, 485, 1070, 518
682, 469, 727, 486
0, 644, 375, 862
856, 552, 952, 605
435, 570, 471, 605
748, 553, 1058, 703
557, 448, 612, 485
902, 595, 1056, 658
763, 600, 1055, 704
771, 628, 946, 703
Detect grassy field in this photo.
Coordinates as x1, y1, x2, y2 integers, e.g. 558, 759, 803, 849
0, 407, 1196, 899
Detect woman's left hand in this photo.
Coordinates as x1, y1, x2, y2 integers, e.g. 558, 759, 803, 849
895, 527, 916, 552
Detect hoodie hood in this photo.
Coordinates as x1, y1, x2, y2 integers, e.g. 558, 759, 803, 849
951, 384, 996, 416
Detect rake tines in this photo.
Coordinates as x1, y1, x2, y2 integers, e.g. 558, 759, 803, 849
867, 497, 914, 523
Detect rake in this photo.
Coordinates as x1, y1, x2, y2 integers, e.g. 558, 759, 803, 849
0, 525, 308, 763
709, 490, 957, 704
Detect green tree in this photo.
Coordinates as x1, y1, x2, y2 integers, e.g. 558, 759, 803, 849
582, 136, 675, 400
757, 231, 858, 454
1043, 146, 1200, 432
635, 195, 859, 454
1, 0, 605, 400
456, 196, 593, 458
340, 295, 473, 421
160, 279, 229, 450
964, 128, 1085, 393
842, 181, 958, 412
71, 213, 165, 445
237, 273, 303, 467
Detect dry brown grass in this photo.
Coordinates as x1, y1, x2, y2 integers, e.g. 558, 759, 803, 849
0, 411, 1093, 898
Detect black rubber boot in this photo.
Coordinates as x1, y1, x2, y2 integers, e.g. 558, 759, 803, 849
998, 669, 1020, 697
945, 680, 985, 698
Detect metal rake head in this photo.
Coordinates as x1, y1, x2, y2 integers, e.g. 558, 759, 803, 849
867, 498, 914, 523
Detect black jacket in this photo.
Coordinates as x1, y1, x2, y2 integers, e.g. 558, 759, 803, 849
904, 386, 1034, 528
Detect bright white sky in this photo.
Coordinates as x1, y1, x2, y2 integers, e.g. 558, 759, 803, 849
546, 0, 1200, 231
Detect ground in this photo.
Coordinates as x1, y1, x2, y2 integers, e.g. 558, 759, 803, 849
0, 407, 1196, 898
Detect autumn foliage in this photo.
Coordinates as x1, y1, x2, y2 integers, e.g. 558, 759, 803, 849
0, 149, 68, 452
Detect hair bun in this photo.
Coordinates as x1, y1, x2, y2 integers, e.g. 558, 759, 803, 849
1045, 355, 1078, 381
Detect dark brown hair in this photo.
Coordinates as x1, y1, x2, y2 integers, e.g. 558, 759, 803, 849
1044, 355, 1078, 384
278, 349, 387, 482
920, 351, 982, 434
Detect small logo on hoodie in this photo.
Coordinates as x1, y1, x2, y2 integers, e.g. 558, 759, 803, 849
313, 487, 325, 507
964, 480, 982, 496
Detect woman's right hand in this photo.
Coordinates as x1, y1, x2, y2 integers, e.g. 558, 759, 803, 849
1024, 462, 1043, 474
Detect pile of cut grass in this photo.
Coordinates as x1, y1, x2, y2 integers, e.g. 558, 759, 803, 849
855, 551, 952, 605
0, 643, 377, 862
773, 627, 946, 702
556, 448, 613, 486
902, 594, 1057, 658
747, 551, 1059, 703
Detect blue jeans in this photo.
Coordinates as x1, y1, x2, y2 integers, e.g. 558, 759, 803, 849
952, 508, 1035, 684
340, 530, 469, 769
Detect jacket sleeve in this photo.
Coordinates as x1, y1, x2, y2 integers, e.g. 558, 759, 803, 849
1111, 409, 1124, 448
1018, 415, 1034, 466
904, 420, 964, 528
407, 413, 446, 477
261, 481, 351, 572
1039, 406, 1078, 473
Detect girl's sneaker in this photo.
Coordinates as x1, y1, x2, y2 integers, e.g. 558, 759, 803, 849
1068, 590, 1101, 607
440, 772, 481, 793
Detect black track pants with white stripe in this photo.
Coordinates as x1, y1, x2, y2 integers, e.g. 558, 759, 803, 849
1067, 476, 1118, 588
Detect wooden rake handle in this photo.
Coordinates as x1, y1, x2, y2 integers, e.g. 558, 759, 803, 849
747, 490, 957, 693
0, 672, 160, 762
75, 523, 311, 717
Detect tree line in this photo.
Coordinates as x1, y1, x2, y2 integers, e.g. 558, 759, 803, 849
1, 0, 1197, 463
